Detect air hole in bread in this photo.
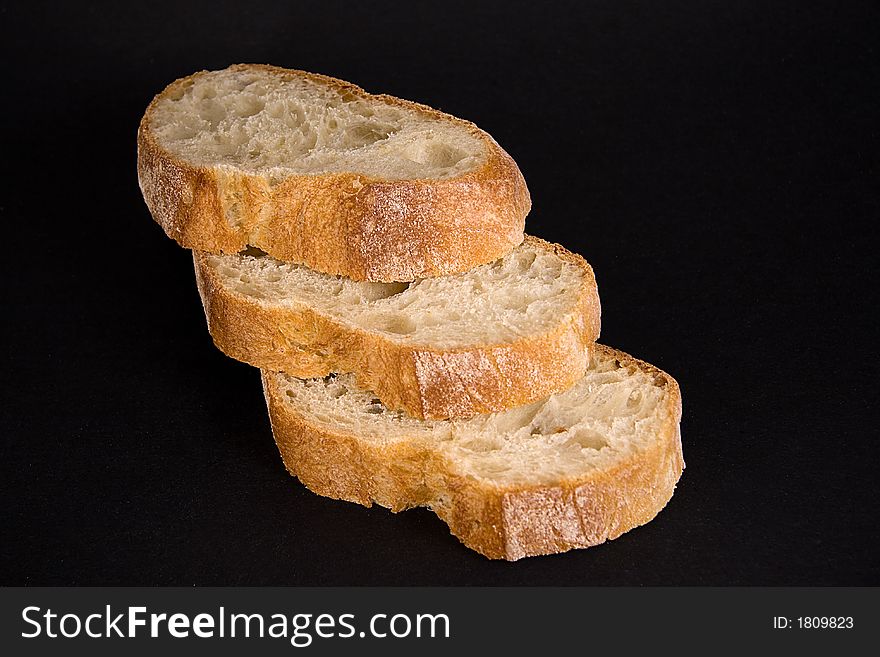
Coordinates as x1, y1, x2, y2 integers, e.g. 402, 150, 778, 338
239, 245, 269, 257
355, 281, 410, 302
627, 389, 642, 409
285, 104, 306, 128
346, 122, 395, 148
475, 461, 512, 475
167, 81, 193, 101
563, 429, 607, 451
460, 438, 499, 453
197, 100, 225, 126
382, 314, 417, 335
403, 140, 465, 169
232, 95, 265, 118
232, 75, 260, 92
167, 125, 197, 141
351, 105, 375, 118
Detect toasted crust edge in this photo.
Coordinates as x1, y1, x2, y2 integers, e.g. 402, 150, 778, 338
261, 345, 684, 560
194, 236, 601, 420
138, 64, 530, 282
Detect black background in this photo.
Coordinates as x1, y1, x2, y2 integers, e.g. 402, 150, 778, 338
0, 0, 877, 585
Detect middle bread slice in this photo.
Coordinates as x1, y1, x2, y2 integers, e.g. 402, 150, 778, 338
194, 235, 600, 420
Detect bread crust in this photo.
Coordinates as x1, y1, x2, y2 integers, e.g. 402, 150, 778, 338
138, 64, 530, 282
195, 236, 601, 420
261, 346, 684, 560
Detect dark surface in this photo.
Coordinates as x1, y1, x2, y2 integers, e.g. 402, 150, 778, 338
0, 0, 876, 585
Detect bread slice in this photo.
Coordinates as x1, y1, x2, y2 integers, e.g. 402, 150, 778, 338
195, 236, 601, 420
261, 345, 683, 560
138, 64, 530, 282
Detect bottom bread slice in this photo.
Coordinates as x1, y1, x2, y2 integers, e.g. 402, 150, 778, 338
261, 345, 684, 560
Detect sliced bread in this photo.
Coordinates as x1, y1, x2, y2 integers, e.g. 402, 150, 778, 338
138, 64, 530, 282
195, 236, 601, 420
261, 345, 683, 560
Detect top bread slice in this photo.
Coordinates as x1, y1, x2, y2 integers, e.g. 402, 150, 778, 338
262, 345, 684, 560
194, 236, 601, 420
138, 64, 531, 282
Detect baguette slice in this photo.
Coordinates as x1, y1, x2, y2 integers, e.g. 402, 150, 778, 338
138, 64, 530, 282
195, 236, 601, 420
262, 345, 683, 560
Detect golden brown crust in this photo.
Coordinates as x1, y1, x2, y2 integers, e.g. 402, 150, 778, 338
195, 236, 601, 420
138, 64, 530, 282
261, 345, 684, 560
